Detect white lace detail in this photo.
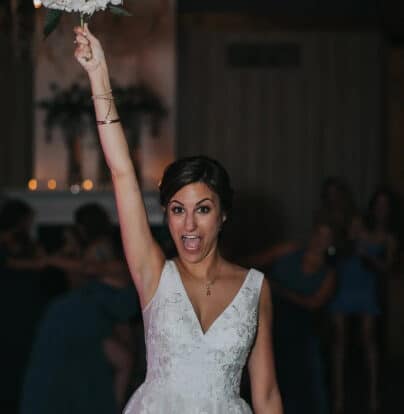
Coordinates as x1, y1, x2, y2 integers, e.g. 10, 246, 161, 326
124, 260, 264, 414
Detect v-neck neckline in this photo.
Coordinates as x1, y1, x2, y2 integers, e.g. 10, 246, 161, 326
171, 260, 252, 337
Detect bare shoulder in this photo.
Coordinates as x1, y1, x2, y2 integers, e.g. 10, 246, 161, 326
220, 260, 269, 299
221, 259, 250, 281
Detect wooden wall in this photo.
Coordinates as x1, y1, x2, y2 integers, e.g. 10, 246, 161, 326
0, 2, 34, 189
386, 47, 404, 359
177, 17, 383, 256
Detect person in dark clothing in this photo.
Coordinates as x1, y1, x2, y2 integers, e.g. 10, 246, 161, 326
248, 222, 336, 414
0, 199, 46, 413
20, 272, 139, 414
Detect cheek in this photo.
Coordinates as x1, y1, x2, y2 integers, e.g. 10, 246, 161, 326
167, 215, 182, 235
203, 215, 222, 236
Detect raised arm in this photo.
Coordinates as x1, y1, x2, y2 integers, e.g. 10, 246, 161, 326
245, 242, 299, 269
74, 25, 165, 307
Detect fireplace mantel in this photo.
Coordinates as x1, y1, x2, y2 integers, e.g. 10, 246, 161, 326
2, 190, 163, 225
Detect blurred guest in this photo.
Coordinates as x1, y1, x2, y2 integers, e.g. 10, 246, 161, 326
328, 188, 399, 414
49, 203, 119, 289
0, 199, 47, 413
41, 203, 140, 410
249, 222, 336, 414
315, 177, 356, 254
20, 258, 139, 414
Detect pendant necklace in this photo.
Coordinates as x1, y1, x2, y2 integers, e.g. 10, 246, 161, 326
203, 265, 219, 296
205, 278, 215, 296
180, 262, 219, 296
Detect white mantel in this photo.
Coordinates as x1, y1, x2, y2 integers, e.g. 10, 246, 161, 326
2, 190, 163, 226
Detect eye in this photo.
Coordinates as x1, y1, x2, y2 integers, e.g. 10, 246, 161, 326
196, 205, 211, 214
170, 206, 184, 215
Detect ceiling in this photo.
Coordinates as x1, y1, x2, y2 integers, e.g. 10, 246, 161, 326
178, 0, 404, 43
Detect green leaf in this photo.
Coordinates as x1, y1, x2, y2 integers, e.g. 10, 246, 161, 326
108, 5, 132, 17
43, 10, 63, 38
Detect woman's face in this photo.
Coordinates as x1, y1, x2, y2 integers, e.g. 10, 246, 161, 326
166, 182, 225, 264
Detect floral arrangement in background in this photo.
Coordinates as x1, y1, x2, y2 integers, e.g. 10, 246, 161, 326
41, 0, 132, 37
38, 81, 167, 143
37, 81, 167, 185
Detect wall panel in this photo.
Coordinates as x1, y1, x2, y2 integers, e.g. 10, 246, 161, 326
177, 22, 383, 256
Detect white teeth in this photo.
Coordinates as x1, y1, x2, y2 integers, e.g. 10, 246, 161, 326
182, 235, 199, 239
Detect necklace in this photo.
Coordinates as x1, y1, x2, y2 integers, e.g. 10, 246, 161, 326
178, 261, 219, 296
205, 278, 215, 296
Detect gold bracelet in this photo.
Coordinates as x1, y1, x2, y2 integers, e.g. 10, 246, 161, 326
96, 118, 121, 125
92, 90, 113, 100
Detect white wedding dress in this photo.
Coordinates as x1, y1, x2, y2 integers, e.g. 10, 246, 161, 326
124, 260, 264, 414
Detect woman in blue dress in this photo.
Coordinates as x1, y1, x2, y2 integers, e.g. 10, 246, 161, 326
328, 188, 399, 414
249, 222, 336, 414
20, 273, 139, 414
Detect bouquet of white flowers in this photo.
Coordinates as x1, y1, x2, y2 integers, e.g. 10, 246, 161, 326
42, 0, 131, 37
42, 0, 123, 16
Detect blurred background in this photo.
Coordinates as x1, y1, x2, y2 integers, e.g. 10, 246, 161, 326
0, 0, 404, 413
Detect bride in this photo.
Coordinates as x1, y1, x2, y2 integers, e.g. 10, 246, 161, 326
74, 24, 283, 414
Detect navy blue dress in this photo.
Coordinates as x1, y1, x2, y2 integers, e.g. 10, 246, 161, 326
271, 250, 330, 414
20, 281, 139, 414
328, 240, 384, 315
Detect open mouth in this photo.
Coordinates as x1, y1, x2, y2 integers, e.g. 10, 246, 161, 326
181, 235, 201, 251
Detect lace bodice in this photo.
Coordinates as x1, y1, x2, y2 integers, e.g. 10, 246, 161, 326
124, 260, 264, 414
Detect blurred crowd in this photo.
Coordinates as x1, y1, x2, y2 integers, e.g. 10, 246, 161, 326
0, 178, 402, 414
0, 201, 144, 414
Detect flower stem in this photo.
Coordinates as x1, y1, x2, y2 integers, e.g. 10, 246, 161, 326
80, 13, 84, 29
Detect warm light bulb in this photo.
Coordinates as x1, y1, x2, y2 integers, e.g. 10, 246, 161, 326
28, 179, 38, 191
33, 0, 42, 9
82, 179, 94, 191
47, 179, 57, 190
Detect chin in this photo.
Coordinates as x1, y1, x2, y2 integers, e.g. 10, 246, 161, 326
177, 249, 204, 263
176, 246, 215, 265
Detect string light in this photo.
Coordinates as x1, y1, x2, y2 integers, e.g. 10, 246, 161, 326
82, 179, 94, 191
47, 179, 57, 190
33, 0, 42, 9
28, 179, 38, 191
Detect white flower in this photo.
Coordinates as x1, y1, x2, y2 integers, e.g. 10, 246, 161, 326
42, 0, 123, 16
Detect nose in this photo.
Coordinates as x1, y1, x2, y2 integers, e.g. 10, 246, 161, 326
184, 211, 197, 232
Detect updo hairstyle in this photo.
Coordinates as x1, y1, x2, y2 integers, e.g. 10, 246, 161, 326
159, 156, 234, 217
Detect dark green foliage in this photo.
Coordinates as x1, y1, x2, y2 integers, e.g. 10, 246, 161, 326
37, 81, 167, 145
108, 5, 132, 16
43, 9, 63, 38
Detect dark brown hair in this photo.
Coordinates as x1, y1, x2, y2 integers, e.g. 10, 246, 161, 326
159, 156, 234, 216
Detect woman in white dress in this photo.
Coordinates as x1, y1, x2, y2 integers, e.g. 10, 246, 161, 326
74, 24, 283, 414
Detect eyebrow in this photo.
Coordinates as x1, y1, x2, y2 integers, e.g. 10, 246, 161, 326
169, 198, 215, 206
